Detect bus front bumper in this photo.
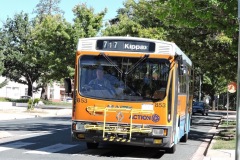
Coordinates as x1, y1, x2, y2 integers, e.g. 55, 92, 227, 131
71, 129, 173, 148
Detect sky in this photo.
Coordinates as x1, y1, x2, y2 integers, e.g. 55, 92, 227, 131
0, 0, 125, 26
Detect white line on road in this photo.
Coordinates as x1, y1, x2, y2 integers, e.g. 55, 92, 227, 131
0, 141, 34, 152
24, 143, 77, 154
195, 117, 206, 123
19, 131, 52, 137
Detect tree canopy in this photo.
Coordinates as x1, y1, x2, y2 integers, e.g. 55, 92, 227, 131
0, 1, 106, 96
0, 12, 44, 96
102, 0, 238, 100
0, 0, 238, 101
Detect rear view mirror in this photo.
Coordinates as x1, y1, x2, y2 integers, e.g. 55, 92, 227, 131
64, 78, 72, 93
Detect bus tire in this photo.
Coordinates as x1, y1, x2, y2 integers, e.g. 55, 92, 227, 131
86, 142, 99, 149
180, 133, 188, 142
165, 144, 176, 154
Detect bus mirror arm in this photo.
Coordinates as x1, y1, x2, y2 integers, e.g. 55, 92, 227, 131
174, 55, 184, 75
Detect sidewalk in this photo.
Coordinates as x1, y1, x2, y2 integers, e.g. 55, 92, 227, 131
0, 105, 72, 121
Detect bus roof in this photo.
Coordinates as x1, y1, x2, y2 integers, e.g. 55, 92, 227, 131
77, 36, 192, 66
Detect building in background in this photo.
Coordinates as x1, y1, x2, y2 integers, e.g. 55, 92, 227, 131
0, 76, 67, 102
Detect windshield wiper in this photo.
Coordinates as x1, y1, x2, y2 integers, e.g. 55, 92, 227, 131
100, 52, 123, 74
125, 54, 149, 75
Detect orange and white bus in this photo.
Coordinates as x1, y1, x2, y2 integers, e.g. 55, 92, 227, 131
64, 36, 194, 153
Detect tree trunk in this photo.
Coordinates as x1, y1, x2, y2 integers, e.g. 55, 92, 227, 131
27, 82, 33, 97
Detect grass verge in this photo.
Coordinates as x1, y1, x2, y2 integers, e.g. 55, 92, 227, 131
212, 119, 236, 150
212, 139, 236, 149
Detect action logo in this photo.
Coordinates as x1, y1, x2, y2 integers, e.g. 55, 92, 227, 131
151, 114, 160, 123
130, 114, 160, 123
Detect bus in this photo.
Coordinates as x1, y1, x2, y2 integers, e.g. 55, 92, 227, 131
64, 36, 194, 153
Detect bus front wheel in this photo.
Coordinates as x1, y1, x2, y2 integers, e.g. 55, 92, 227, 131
165, 144, 176, 154
86, 142, 99, 149
180, 133, 188, 142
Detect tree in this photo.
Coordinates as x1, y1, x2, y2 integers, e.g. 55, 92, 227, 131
33, 3, 107, 81
0, 12, 44, 96
72, 3, 107, 38
33, 0, 64, 22
33, 15, 75, 81
0, 1, 107, 98
103, 0, 238, 101
102, 0, 167, 40
151, 0, 238, 93
0, 31, 5, 75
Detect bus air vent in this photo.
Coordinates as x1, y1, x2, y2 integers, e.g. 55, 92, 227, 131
79, 41, 94, 50
156, 43, 172, 54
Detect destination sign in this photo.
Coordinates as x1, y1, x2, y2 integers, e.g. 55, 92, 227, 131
96, 40, 155, 52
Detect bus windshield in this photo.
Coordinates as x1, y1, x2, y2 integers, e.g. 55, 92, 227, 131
79, 55, 170, 101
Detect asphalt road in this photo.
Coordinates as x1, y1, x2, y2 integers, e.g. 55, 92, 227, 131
0, 113, 221, 160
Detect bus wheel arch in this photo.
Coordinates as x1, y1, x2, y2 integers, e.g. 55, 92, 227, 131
180, 133, 188, 142
86, 142, 99, 149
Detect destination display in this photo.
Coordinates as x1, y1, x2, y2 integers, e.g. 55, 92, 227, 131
96, 40, 155, 52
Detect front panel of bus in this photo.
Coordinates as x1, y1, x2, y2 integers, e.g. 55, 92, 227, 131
69, 39, 193, 151
71, 39, 182, 149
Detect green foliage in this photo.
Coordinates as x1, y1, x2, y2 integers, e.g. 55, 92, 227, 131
0, 12, 43, 96
102, 0, 167, 40
213, 120, 236, 149
27, 98, 40, 110
0, 97, 10, 102
0, 2, 106, 99
103, 0, 238, 101
73, 3, 106, 37
32, 3, 106, 85
152, 0, 238, 82
5, 98, 29, 103
0, 40, 4, 74
213, 139, 236, 149
33, 15, 75, 81
1, 0, 237, 104
33, 0, 64, 18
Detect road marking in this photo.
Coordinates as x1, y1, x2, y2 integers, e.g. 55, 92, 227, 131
55, 127, 71, 131
196, 117, 206, 123
24, 143, 77, 154
0, 141, 34, 152
19, 131, 52, 137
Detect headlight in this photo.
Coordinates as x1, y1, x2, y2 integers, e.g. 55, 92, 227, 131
76, 122, 86, 131
152, 129, 167, 136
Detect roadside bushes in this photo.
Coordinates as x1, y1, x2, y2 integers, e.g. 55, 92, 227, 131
27, 98, 40, 110
1, 98, 29, 103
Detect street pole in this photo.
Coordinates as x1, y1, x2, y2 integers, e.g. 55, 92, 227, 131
227, 91, 229, 126
199, 75, 201, 101
236, 1, 240, 159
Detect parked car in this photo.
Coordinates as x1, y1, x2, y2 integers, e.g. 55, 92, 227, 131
192, 101, 209, 116
66, 97, 72, 103
20, 96, 31, 99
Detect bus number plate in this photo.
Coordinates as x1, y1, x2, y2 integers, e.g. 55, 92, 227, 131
77, 98, 87, 103
155, 103, 165, 108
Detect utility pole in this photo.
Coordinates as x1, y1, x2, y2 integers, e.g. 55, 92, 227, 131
236, 1, 240, 159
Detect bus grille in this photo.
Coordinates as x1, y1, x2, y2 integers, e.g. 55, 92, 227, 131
85, 106, 154, 142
